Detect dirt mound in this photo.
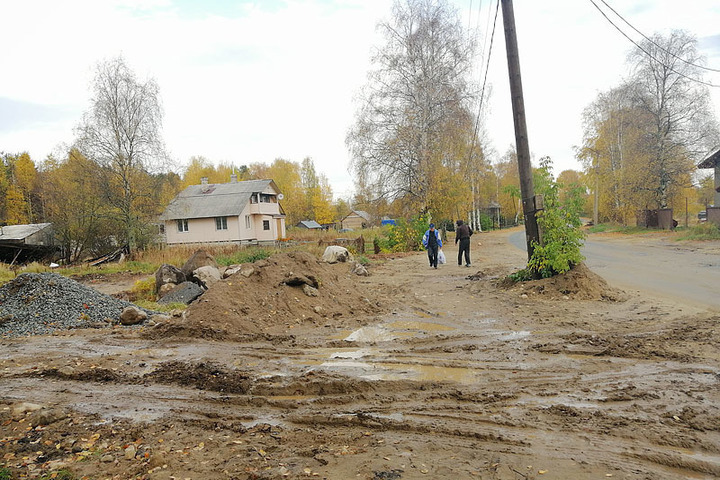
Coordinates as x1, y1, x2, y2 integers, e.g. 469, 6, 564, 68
152, 251, 390, 338
496, 262, 627, 301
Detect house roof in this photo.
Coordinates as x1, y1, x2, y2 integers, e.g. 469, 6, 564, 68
698, 147, 720, 168
0, 223, 52, 242
160, 179, 278, 220
297, 220, 323, 229
342, 210, 371, 221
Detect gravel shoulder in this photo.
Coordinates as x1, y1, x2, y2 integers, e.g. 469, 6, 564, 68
1, 228, 719, 480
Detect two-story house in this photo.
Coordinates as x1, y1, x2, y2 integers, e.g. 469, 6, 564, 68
159, 176, 286, 246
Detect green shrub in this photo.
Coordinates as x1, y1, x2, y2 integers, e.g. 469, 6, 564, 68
383, 213, 429, 252
0, 467, 13, 480
525, 157, 586, 278
216, 248, 272, 266
479, 213, 494, 232
130, 276, 157, 302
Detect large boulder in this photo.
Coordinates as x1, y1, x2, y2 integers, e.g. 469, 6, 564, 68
155, 264, 186, 293
322, 246, 352, 264
157, 281, 205, 305
194, 265, 222, 288
181, 250, 219, 279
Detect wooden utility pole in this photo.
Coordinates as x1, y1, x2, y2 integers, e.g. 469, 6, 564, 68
501, 0, 541, 260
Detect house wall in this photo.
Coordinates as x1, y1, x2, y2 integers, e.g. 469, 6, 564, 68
164, 217, 241, 245
164, 211, 286, 245
252, 215, 283, 242
342, 215, 366, 230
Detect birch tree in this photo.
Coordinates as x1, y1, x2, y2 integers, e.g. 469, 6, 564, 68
75, 56, 168, 251
628, 30, 720, 208
346, 0, 479, 216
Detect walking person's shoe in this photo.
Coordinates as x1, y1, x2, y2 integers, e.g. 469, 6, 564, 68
466, 263, 471, 267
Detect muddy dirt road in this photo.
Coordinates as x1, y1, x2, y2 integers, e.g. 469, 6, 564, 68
1, 228, 719, 480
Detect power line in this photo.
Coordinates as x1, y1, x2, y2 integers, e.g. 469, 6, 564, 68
588, 0, 719, 88
470, 0, 500, 155
599, 0, 720, 74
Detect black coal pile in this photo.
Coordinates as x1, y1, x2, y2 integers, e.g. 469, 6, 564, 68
0, 272, 155, 337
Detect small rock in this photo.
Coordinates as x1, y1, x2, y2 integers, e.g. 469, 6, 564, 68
351, 262, 369, 276
240, 265, 255, 277
29, 407, 67, 426
223, 265, 242, 278
124, 445, 137, 460
148, 314, 172, 324
119, 306, 148, 326
101, 454, 115, 463
303, 284, 319, 297
12, 402, 42, 418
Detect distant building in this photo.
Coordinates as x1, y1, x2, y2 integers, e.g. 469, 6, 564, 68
340, 210, 372, 230
296, 220, 323, 229
0, 223, 56, 264
159, 176, 286, 246
697, 148, 720, 225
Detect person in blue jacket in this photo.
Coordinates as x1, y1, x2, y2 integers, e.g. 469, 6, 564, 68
422, 223, 442, 269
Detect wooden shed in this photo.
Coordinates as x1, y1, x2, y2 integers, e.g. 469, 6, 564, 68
340, 210, 372, 230
0, 223, 56, 264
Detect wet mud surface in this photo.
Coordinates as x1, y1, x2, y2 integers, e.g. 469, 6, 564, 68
1, 228, 720, 479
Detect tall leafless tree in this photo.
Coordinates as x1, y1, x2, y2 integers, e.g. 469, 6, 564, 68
346, 0, 477, 214
628, 30, 720, 208
75, 56, 168, 251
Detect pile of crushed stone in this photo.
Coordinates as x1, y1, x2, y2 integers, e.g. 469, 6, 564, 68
152, 251, 392, 338
0, 273, 155, 337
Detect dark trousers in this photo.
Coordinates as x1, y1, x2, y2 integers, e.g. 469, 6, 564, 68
427, 245, 439, 267
458, 238, 471, 265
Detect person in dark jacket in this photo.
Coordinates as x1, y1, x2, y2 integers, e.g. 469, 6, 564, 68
455, 219, 473, 267
422, 223, 442, 269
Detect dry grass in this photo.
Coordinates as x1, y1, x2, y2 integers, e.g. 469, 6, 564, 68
0, 228, 380, 286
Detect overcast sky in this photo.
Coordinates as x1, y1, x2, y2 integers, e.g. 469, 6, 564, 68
2, 0, 720, 199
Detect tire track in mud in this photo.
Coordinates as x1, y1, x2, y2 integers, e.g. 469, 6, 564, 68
5, 325, 719, 479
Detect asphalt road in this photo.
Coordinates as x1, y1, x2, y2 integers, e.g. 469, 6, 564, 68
508, 230, 720, 311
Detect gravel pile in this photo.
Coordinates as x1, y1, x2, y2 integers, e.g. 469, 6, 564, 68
0, 272, 155, 337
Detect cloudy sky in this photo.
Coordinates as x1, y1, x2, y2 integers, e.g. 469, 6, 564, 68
2, 0, 720, 199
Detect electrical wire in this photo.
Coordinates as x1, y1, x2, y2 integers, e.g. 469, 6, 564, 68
599, 0, 720, 73
470, 0, 500, 155
588, 0, 719, 88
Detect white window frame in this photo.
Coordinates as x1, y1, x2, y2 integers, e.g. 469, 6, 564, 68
245, 215, 251, 229
177, 219, 189, 232
215, 216, 228, 230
